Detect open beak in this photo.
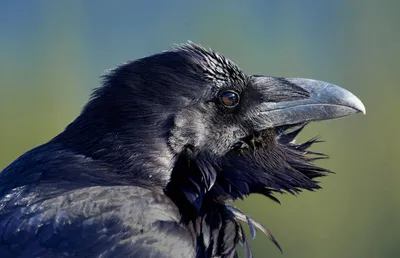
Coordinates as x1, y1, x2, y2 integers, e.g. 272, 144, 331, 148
250, 77, 366, 129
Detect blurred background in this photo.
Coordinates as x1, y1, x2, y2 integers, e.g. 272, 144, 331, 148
0, 0, 398, 257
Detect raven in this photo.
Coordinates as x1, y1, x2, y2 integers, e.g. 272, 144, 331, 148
0, 42, 365, 258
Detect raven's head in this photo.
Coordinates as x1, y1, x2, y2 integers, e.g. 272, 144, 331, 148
59, 42, 365, 255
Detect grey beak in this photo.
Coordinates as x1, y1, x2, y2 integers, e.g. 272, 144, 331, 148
251, 77, 366, 129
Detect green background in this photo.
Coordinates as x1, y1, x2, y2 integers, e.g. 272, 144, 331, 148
1, 1, 398, 257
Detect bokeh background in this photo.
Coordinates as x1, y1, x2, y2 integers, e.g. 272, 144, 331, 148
0, 1, 398, 257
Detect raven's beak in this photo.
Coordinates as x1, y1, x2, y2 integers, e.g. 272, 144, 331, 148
250, 77, 366, 129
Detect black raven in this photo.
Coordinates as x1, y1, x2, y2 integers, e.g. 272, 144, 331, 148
0, 42, 365, 257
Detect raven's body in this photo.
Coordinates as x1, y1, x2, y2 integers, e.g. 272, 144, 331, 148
0, 43, 365, 257
0, 144, 194, 257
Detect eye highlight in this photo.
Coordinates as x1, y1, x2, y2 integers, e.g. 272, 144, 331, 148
218, 91, 240, 107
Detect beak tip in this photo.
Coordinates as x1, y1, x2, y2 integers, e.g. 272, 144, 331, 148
344, 90, 366, 115
350, 97, 366, 115
358, 103, 366, 115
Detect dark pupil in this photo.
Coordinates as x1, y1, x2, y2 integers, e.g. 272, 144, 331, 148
220, 92, 238, 106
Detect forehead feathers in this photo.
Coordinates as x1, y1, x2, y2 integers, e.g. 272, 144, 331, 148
174, 42, 246, 86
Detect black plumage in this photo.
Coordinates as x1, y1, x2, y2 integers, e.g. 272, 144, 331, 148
0, 42, 365, 257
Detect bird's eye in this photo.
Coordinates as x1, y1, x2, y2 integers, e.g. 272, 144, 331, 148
218, 91, 240, 107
